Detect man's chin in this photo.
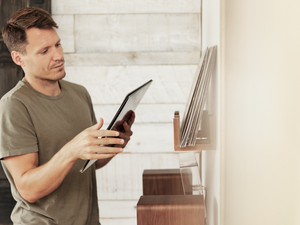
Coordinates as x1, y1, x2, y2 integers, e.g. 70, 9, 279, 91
43, 71, 66, 82
56, 70, 66, 80
59, 71, 66, 80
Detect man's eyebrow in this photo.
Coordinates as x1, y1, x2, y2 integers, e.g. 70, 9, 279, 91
36, 39, 61, 52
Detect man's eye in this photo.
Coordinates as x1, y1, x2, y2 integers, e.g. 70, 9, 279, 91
42, 49, 48, 54
56, 43, 61, 47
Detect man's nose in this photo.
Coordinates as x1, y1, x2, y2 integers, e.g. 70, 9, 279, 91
53, 47, 63, 61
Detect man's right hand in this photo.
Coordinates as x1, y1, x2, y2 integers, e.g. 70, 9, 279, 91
63, 117, 124, 162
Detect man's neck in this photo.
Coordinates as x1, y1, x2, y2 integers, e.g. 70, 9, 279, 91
24, 76, 61, 97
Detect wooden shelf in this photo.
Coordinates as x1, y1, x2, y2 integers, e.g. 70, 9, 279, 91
137, 195, 205, 225
142, 169, 193, 195
173, 110, 215, 151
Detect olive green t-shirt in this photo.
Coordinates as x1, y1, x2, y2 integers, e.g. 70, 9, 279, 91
0, 79, 100, 225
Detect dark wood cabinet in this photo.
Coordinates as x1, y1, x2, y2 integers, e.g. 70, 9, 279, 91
137, 195, 205, 225
143, 169, 192, 195
0, 1, 51, 223
139, 169, 204, 225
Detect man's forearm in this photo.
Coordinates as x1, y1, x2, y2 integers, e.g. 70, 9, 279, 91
9, 150, 76, 203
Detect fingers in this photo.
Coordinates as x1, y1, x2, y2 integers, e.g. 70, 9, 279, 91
118, 122, 133, 142
121, 111, 135, 127
89, 129, 120, 139
82, 146, 123, 160
88, 146, 123, 154
94, 136, 124, 146
118, 132, 130, 144
114, 121, 133, 148
121, 110, 133, 123
122, 121, 133, 136
128, 111, 135, 127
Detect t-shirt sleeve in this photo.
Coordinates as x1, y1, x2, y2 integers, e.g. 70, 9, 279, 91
0, 97, 38, 159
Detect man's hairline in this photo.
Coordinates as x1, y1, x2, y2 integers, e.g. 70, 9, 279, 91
15, 27, 59, 56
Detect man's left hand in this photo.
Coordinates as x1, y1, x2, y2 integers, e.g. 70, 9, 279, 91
112, 110, 135, 148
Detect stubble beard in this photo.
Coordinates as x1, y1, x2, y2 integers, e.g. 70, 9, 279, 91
34, 67, 66, 87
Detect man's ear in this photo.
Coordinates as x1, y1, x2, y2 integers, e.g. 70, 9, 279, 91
11, 51, 25, 66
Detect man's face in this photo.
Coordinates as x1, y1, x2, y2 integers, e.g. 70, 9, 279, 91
20, 27, 65, 82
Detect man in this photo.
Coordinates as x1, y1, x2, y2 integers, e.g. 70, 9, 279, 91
0, 7, 134, 225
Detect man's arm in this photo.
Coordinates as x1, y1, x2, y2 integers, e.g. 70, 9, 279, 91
3, 118, 124, 203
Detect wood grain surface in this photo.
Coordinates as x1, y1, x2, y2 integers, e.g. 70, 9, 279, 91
52, 0, 201, 14
143, 169, 187, 195
137, 195, 204, 225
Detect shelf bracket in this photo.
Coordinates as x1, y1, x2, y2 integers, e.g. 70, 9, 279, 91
173, 110, 215, 151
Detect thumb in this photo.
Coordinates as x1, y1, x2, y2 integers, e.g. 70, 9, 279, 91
89, 118, 104, 130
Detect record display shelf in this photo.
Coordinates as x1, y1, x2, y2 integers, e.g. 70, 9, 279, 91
173, 110, 216, 151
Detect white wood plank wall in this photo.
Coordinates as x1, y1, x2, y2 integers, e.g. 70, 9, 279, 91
52, 1, 201, 224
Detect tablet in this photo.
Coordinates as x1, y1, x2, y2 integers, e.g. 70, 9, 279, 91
80, 79, 153, 173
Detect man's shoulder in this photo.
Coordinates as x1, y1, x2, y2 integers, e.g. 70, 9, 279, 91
0, 81, 31, 126
0, 80, 29, 106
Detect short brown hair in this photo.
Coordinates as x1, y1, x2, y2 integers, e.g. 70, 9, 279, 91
2, 7, 58, 54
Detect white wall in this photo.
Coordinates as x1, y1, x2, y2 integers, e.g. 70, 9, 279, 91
222, 0, 300, 224
201, 0, 220, 225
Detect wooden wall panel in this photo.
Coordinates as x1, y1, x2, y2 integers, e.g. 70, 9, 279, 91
93, 104, 186, 125
99, 218, 136, 225
52, 15, 74, 53
64, 52, 200, 66
0, 64, 23, 99
52, 0, 201, 14
0, 0, 51, 35
96, 152, 180, 200
0, 0, 27, 29
64, 65, 196, 104
121, 124, 175, 153
29, 0, 51, 13
98, 200, 137, 218
0, 181, 15, 224
74, 14, 200, 53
